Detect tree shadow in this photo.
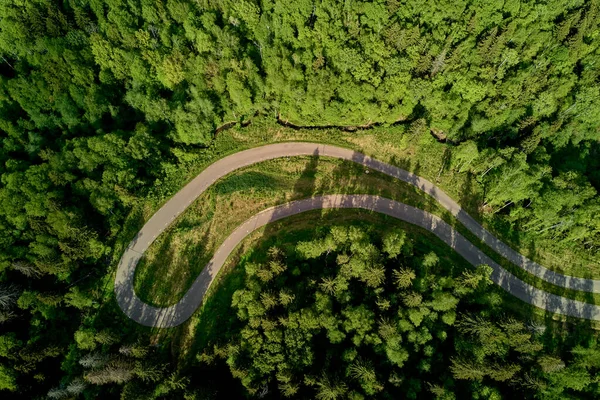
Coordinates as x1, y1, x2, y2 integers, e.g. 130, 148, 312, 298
458, 173, 482, 222
113, 206, 147, 262
133, 210, 213, 308
179, 149, 323, 362
119, 144, 600, 397
291, 149, 320, 200
213, 171, 280, 196
437, 147, 452, 183
177, 191, 600, 397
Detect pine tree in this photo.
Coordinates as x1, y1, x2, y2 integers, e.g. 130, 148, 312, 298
402, 292, 423, 308
0, 285, 19, 309
66, 378, 86, 395
487, 362, 521, 382
382, 229, 408, 258
392, 267, 416, 289
349, 359, 383, 395
11, 261, 42, 278
314, 374, 348, 400
450, 358, 486, 381
537, 356, 565, 373
79, 352, 108, 369
84, 358, 135, 385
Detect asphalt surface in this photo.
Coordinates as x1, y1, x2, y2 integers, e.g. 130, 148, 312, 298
115, 143, 600, 327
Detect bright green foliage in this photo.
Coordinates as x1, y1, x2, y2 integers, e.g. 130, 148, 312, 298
0, 364, 17, 391
393, 267, 416, 289
210, 226, 501, 397
64, 287, 94, 310
197, 225, 600, 398
75, 329, 97, 351
0, 0, 599, 398
382, 229, 411, 258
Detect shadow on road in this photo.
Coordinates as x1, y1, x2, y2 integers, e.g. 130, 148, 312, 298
178, 149, 324, 363
112, 144, 600, 393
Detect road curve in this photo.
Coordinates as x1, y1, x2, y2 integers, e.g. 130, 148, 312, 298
115, 143, 600, 327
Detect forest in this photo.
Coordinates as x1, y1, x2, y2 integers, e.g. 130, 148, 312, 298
199, 225, 600, 399
0, 0, 599, 398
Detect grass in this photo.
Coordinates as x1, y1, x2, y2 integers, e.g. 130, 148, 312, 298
101, 115, 600, 357
133, 152, 600, 308
95, 116, 600, 371
133, 156, 435, 306
120, 117, 598, 284
165, 209, 600, 365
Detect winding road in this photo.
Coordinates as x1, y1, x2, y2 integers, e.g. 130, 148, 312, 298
115, 142, 600, 328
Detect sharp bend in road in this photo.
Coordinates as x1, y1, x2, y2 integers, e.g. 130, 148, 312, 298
115, 143, 600, 328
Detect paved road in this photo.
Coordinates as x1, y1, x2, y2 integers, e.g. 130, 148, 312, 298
115, 143, 600, 328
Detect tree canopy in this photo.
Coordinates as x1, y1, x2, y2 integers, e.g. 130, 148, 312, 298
202, 225, 600, 399
0, 0, 599, 398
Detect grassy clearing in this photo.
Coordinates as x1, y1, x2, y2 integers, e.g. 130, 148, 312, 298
117, 117, 598, 295
133, 152, 600, 308
133, 156, 437, 306
102, 117, 600, 369
165, 209, 600, 364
